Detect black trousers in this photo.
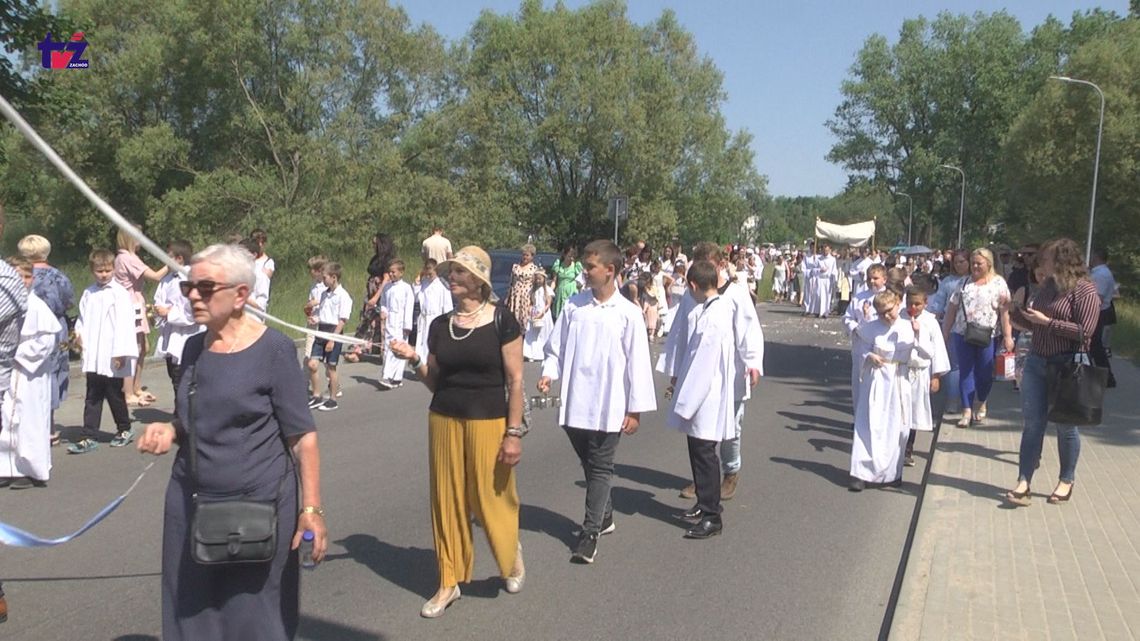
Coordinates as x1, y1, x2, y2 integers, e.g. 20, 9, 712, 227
165, 356, 184, 398
687, 436, 722, 517
1089, 308, 1114, 378
83, 373, 130, 436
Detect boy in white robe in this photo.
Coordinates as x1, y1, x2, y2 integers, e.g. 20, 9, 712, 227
152, 240, 203, 397
802, 246, 818, 315
0, 258, 61, 487
902, 286, 950, 466
844, 264, 887, 416
379, 260, 415, 389
849, 250, 874, 297
415, 259, 454, 363
849, 289, 914, 491
69, 249, 138, 454
658, 241, 763, 501
666, 261, 736, 539
539, 239, 656, 564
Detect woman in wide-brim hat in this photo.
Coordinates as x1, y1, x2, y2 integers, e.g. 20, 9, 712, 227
389, 245, 526, 618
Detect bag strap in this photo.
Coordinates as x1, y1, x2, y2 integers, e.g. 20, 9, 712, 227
187, 354, 293, 502
1067, 289, 1087, 356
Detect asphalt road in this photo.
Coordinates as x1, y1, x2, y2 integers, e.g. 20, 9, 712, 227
0, 302, 932, 641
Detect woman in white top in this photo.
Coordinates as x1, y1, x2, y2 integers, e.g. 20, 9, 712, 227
940, 248, 1013, 427
523, 273, 553, 361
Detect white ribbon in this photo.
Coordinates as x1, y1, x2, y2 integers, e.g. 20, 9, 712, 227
0, 94, 365, 346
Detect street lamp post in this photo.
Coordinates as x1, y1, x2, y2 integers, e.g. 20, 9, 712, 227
896, 192, 913, 246
1050, 75, 1105, 265
939, 164, 965, 248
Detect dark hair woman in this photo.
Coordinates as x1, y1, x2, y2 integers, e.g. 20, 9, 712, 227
550, 244, 582, 319
1004, 238, 1100, 506
348, 233, 396, 360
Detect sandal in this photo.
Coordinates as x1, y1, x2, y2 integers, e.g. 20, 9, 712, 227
1047, 484, 1074, 504
138, 391, 158, 403
126, 396, 152, 407
50, 432, 62, 447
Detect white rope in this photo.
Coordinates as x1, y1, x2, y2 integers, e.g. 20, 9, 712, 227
0, 94, 365, 346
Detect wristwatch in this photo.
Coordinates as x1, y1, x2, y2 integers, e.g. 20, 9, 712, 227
300, 506, 325, 517
505, 425, 529, 439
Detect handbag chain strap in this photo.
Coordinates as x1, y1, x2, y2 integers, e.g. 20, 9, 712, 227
187, 351, 293, 503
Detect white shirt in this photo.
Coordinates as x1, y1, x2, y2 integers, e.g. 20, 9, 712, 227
542, 289, 656, 432
317, 284, 353, 325
307, 281, 325, 326
1090, 264, 1117, 311
153, 272, 204, 364
75, 281, 138, 377
381, 280, 415, 331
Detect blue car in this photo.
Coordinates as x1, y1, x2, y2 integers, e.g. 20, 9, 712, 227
488, 249, 560, 301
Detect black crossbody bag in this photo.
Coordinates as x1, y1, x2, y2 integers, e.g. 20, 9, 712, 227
187, 367, 291, 565
958, 279, 995, 347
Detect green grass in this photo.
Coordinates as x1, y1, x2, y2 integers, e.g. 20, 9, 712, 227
1111, 299, 1140, 364
756, 263, 775, 302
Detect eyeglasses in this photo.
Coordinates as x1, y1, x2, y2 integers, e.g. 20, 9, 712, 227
179, 280, 238, 298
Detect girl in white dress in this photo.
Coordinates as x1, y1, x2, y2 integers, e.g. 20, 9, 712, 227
523, 272, 553, 361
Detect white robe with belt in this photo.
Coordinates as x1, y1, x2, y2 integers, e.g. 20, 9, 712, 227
523, 286, 553, 361
815, 255, 837, 317
850, 317, 914, 483
802, 253, 819, 314
0, 292, 61, 481
667, 295, 737, 441
381, 280, 415, 381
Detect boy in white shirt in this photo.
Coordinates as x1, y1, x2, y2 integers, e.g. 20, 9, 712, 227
414, 259, 453, 363
379, 260, 415, 389
306, 262, 353, 411
665, 260, 737, 539
302, 255, 328, 368
152, 240, 203, 397
539, 239, 656, 564
70, 249, 138, 454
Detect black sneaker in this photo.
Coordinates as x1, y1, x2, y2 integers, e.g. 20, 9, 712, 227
599, 514, 616, 535
307, 396, 324, 409
318, 399, 339, 412
571, 532, 598, 564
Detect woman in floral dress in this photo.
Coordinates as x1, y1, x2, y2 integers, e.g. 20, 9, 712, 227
506, 244, 541, 328
550, 245, 582, 320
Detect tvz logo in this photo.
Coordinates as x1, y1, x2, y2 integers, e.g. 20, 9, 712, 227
37, 32, 89, 69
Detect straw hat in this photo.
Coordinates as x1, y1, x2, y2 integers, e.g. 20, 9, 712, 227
437, 245, 493, 289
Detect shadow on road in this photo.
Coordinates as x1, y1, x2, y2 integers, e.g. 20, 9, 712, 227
786, 422, 853, 440
328, 534, 436, 598
611, 486, 684, 530
769, 456, 850, 488
779, 410, 853, 431
298, 614, 386, 641
6, 572, 161, 583
112, 635, 159, 641
926, 472, 1012, 508
350, 375, 387, 391
615, 463, 690, 492
520, 503, 580, 549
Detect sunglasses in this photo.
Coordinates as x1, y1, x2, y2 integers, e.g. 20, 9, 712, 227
180, 279, 238, 298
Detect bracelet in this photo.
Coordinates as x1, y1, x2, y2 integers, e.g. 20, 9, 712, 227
505, 425, 528, 438
410, 356, 422, 368
300, 506, 325, 517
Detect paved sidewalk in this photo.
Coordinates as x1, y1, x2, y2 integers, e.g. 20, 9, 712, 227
892, 357, 1140, 640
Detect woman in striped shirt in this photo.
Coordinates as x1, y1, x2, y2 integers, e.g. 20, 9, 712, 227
1004, 238, 1100, 506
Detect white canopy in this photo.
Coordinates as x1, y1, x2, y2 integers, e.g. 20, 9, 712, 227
815, 219, 876, 247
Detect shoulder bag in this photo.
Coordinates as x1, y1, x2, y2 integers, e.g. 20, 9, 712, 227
1046, 290, 1109, 426
187, 366, 290, 565
958, 279, 995, 347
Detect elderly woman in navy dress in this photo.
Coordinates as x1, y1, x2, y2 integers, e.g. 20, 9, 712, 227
138, 244, 327, 640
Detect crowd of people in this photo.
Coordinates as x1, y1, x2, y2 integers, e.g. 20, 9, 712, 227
0, 213, 1123, 636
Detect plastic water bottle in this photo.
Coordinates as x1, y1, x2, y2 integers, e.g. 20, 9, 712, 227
300, 530, 316, 569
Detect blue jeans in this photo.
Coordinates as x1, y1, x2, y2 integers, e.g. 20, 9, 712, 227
719, 400, 746, 475
950, 332, 996, 409
1018, 353, 1081, 484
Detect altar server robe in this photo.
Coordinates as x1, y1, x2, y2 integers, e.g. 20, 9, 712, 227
0, 292, 61, 481
844, 288, 881, 415
153, 272, 204, 364
849, 257, 874, 297
802, 253, 819, 314
850, 317, 914, 483
75, 281, 138, 378
542, 290, 656, 432
815, 255, 838, 316
414, 277, 453, 362
667, 295, 737, 441
903, 309, 950, 431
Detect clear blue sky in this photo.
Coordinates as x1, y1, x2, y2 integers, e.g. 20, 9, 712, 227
399, 0, 1128, 198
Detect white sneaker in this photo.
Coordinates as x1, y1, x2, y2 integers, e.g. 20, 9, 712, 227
377, 379, 394, 390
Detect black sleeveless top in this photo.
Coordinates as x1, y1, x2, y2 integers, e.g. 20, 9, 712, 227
427, 304, 521, 419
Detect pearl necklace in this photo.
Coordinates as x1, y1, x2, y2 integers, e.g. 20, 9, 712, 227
449, 300, 488, 341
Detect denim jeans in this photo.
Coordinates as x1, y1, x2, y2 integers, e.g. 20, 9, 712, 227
1018, 352, 1081, 484
563, 427, 620, 534
950, 332, 997, 409
719, 400, 746, 475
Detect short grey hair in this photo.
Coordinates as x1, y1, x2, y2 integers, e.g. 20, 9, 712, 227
521, 243, 536, 255
192, 243, 256, 289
